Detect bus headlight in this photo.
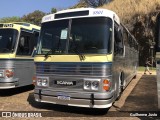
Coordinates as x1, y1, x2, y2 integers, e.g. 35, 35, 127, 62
91, 81, 99, 91
84, 81, 91, 90
84, 79, 100, 91
42, 79, 48, 87
0, 72, 4, 78
36, 77, 49, 87
37, 78, 42, 86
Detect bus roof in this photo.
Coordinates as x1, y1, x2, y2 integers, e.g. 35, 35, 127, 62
0, 22, 40, 32
42, 8, 120, 24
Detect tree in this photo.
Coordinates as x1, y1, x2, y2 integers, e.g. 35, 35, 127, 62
21, 10, 46, 26
51, 8, 57, 13
83, 0, 112, 7
0, 16, 22, 23
70, 0, 87, 9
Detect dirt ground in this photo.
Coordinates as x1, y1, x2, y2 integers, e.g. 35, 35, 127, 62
0, 71, 159, 120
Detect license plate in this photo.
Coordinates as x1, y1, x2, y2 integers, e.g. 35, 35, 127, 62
57, 95, 70, 101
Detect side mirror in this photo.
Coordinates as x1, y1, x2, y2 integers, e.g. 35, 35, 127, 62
115, 29, 122, 43
117, 31, 122, 42
31, 47, 37, 57
20, 37, 25, 45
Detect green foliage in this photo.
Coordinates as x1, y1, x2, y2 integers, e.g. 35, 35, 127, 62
70, 0, 87, 9
83, 0, 112, 7
21, 10, 46, 26
51, 8, 57, 13
0, 16, 22, 23
70, 0, 112, 9
0, 10, 46, 26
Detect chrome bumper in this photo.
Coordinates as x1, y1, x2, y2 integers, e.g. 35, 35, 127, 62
0, 77, 19, 89
0, 82, 17, 89
34, 89, 114, 108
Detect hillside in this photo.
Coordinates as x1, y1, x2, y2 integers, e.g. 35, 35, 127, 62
102, 0, 160, 24
102, 0, 160, 65
71, 0, 160, 65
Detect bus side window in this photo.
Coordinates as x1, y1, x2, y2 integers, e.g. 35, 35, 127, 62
123, 30, 128, 46
17, 31, 37, 56
114, 28, 124, 55
128, 36, 133, 48
17, 36, 29, 55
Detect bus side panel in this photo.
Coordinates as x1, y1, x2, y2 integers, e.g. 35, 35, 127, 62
112, 55, 124, 99
124, 46, 135, 86
0, 60, 15, 85
112, 46, 138, 99
124, 47, 138, 87
14, 59, 34, 87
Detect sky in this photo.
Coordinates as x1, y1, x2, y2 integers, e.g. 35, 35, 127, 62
0, 0, 79, 18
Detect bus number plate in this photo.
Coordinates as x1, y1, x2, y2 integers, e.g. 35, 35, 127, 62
57, 95, 70, 101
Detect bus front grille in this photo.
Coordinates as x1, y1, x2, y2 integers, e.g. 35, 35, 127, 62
35, 62, 112, 77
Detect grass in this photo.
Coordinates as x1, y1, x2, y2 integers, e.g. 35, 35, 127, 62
138, 66, 156, 71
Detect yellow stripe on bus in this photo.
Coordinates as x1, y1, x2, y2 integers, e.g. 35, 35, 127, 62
34, 54, 113, 62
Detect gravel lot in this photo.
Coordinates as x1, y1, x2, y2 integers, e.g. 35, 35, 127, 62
0, 71, 159, 120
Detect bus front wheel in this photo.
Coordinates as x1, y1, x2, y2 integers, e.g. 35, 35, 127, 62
116, 72, 124, 100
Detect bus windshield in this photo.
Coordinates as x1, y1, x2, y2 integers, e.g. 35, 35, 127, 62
38, 17, 112, 55
0, 29, 18, 53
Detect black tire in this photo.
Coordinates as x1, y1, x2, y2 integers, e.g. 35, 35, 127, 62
133, 75, 137, 79
116, 73, 124, 101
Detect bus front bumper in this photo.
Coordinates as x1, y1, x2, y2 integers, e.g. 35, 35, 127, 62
34, 89, 114, 108
0, 82, 17, 89
0, 78, 19, 89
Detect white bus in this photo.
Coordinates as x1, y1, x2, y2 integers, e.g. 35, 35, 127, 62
34, 8, 138, 108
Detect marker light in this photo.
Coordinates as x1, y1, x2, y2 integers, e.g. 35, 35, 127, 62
32, 76, 37, 85
5, 69, 14, 78
103, 79, 110, 91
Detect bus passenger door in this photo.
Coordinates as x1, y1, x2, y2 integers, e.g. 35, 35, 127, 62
113, 25, 125, 98
15, 31, 39, 86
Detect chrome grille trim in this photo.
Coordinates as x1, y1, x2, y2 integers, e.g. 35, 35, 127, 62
0, 60, 15, 69
35, 62, 112, 77
35, 62, 112, 91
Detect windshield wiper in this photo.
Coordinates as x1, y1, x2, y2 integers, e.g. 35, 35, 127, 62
44, 36, 60, 58
71, 36, 85, 61
72, 48, 85, 61
44, 49, 54, 58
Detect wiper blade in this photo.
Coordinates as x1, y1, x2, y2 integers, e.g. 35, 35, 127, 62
72, 48, 85, 61
71, 36, 85, 61
44, 49, 53, 58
